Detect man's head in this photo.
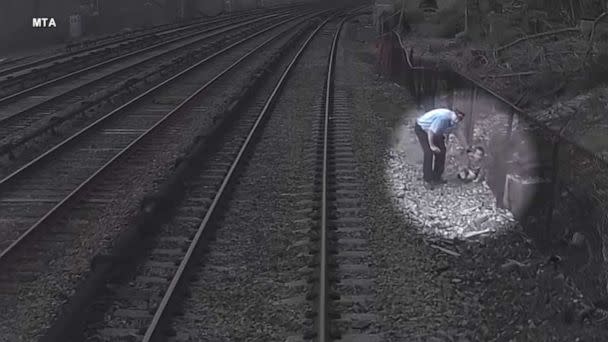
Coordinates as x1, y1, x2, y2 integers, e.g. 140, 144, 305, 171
454, 109, 466, 123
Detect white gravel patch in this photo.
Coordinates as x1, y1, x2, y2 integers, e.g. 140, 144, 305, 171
385, 117, 516, 239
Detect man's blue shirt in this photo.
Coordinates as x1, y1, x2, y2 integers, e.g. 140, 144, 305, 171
416, 108, 457, 135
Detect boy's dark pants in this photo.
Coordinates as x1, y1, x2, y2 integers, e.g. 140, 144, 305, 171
414, 123, 446, 182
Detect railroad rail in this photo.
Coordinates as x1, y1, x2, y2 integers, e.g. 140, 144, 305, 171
310, 11, 381, 342
140, 15, 336, 341
0, 5, 302, 80
0, 11, 299, 166
0, 7, 343, 341
35, 9, 336, 342
0, 10, 321, 264
0, 10, 301, 103
0, 5, 380, 341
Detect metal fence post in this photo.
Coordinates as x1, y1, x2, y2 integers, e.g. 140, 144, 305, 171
446, 71, 455, 110
545, 138, 561, 237
416, 69, 423, 108
423, 68, 432, 110
466, 86, 477, 146
496, 110, 515, 208
430, 68, 438, 108
405, 50, 416, 99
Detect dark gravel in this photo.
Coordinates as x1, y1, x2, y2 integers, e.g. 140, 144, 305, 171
170, 20, 334, 341
0, 22, 302, 342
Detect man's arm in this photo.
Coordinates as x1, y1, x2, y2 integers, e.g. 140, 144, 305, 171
427, 130, 440, 152
428, 119, 448, 152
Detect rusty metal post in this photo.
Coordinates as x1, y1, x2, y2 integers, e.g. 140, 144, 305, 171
495, 110, 515, 208
415, 69, 423, 108
545, 138, 561, 237
405, 50, 416, 98
466, 86, 477, 146
430, 68, 438, 108
422, 69, 430, 110
446, 71, 456, 110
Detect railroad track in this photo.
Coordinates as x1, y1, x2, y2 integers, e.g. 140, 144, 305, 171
0, 8, 303, 102
76, 19, 324, 341
163, 11, 381, 341
0, 9, 326, 258
0, 11, 319, 256
0, 9, 334, 342
0, 5, 300, 84
40, 7, 376, 342
308, 15, 381, 341
0, 11, 296, 105
0, 11, 303, 173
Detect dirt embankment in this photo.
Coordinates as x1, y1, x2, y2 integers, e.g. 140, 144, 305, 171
401, 1, 608, 111
390, 0, 608, 318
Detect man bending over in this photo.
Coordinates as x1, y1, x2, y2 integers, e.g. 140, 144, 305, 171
414, 108, 466, 188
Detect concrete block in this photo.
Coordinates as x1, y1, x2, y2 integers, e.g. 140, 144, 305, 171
503, 173, 550, 219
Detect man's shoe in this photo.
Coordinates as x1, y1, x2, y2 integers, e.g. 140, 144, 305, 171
423, 181, 434, 190
433, 178, 448, 185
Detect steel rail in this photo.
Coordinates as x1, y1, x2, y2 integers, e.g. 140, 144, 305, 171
0, 6, 296, 78
317, 15, 348, 342
0, 18, 212, 78
0, 11, 325, 262
0, 11, 301, 130
140, 12, 337, 342
0, 12, 292, 106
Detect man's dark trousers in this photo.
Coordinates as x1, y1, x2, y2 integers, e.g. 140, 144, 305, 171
414, 123, 446, 182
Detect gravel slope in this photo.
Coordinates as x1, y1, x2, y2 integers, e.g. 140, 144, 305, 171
335, 16, 608, 341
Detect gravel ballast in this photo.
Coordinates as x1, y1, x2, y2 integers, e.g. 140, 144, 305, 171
170, 20, 336, 341
0, 22, 306, 342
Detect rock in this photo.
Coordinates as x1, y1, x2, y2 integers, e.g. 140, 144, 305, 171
473, 214, 490, 226
569, 232, 585, 248
455, 31, 468, 42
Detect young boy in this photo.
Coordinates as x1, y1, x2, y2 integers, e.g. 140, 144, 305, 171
458, 146, 486, 183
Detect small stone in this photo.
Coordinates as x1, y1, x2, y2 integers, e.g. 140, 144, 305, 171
569, 232, 585, 248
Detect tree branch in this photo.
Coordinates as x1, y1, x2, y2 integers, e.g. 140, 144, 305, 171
586, 12, 608, 58
495, 27, 580, 53
481, 71, 538, 78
